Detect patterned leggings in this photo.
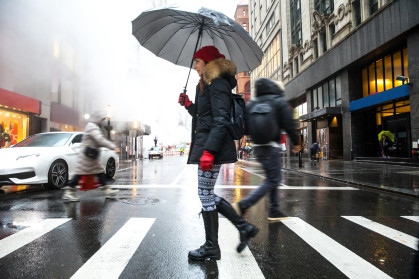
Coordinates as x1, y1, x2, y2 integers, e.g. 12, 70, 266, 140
198, 164, 221, 211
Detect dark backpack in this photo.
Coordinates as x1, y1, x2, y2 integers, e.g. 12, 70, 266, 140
246, 98, 279, 144
227, 93, 246, 140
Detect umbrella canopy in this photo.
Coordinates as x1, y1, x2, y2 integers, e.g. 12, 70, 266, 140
132, 7, 263, 74
378, 131, 394, 142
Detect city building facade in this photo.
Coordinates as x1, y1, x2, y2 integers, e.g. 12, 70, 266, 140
235, 0, 252, 103
249, 0, 419, 160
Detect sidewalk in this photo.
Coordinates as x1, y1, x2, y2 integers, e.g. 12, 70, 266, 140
238, 157, 419, 198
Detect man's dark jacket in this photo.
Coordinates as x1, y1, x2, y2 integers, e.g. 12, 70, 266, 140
246, 78, 299, 147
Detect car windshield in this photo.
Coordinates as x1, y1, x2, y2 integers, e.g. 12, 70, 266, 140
14, 133, 73, 147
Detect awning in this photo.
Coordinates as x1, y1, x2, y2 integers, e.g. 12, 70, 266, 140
50, 102, 79, 127
0, 88, 40, 114
349, 84, 409, 111
299, 107, 343, 121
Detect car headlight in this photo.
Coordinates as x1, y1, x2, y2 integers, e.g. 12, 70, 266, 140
16, 154, 41, 161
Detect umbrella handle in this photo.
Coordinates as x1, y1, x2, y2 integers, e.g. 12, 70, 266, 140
180, 88, 186, 106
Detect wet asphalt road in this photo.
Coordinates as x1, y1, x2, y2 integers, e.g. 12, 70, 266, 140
1, 156, 419, 279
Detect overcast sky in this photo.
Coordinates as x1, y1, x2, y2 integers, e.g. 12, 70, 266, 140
77, 0, 243, 147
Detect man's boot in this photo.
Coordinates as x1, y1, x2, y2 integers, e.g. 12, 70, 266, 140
62, 186, 79, 202
215, 197, 259, 253
188, 210, 221, 261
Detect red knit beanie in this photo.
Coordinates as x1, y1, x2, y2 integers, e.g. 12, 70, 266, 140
193, 46, 225, 63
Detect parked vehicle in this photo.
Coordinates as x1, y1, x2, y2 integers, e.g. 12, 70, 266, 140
148, 146, 163, 159
0, 132, 119, 189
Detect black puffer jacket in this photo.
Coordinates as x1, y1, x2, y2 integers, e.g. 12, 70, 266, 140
186, 58, 238, 165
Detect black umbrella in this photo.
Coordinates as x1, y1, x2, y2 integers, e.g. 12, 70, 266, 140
132, 7, 263, 93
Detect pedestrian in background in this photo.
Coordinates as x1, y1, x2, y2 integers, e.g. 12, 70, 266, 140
62, 109, 120, 202
310, 142, 321, 161
3, 128, 11, 148
380, 134, 391, 158
233, 78, 299, 221
178, 45, 259, 261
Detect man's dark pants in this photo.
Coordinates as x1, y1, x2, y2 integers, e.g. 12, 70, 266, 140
240, 146, 281, 213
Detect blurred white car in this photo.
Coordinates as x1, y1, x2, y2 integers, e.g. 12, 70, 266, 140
147, 146, 163, 159
0, 132, 119, 190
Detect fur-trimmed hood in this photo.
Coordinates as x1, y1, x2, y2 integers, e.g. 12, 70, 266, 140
203, 58, 237, 87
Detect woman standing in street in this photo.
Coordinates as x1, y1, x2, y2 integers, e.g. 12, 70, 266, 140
178, 46, 259, 261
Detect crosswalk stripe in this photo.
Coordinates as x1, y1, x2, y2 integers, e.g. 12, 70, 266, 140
281, 217, 391, 279
401, 216, 419, 222
71, 218, 155, 279
110, 184, 357, 190
0, 218, 71, 259
342, 216, 418, 250
218, 218, 265, 278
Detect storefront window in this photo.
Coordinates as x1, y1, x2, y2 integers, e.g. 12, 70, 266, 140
329, 79, 335, 106
0, 109, 29, 147
323, 83, 329, 107
362, 68, 369, 97
317, 86, 323, 108
403, 48, 408, 79
384, 55, 393, 90
368, 63, 376, 94
335, 77, 342, 105
362, 48, 408, 96
393, 51, 402, 87
376, 59, 384, 92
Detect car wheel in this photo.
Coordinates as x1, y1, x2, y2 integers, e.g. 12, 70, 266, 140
106, 158, 116, 178
45, 159, 68, 190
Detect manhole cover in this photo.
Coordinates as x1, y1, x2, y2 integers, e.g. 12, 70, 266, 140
116, 196, 161, 205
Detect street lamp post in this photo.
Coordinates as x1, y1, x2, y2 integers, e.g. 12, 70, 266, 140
105, 105, 113, 139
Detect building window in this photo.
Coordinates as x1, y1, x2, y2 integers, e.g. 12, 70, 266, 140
243, 9, 246, 16
266, 14, 275, 35
313, 38, 319, 59
361, 48, 409, 97
245, 81, 250, 92
312, 77, 341, 109
321, 29, 327, 52
243, 23, 247, 29
297, 102, 307, 116
370, 0, 378, 15
294, 57, 299, 75
290, 0, 302, 45
266, 0, 270, 11
352, 0, 361, 26
314, 0, 334, 14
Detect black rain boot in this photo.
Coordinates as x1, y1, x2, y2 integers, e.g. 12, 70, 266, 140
215, 197, 259, 253
188, 210, 221, 261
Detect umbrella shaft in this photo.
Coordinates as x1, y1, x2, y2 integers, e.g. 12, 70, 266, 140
183, 22, 204, 93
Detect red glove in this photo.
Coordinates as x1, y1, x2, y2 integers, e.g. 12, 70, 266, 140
200, 150, 215, 172
178, 93, 192, 107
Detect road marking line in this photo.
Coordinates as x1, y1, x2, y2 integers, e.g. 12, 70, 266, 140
71, 218, 155, 279
0, 218, 71, 259
170, 166, 189, 186
218, 218, 265, 278
342, 216, 418, 250
110, 184, 357, 190
401, 216, 419, 222
281, 217, 391, 279
239, 167, 265, 178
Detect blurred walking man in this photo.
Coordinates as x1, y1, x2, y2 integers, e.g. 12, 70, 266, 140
234, 78, 299, 221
